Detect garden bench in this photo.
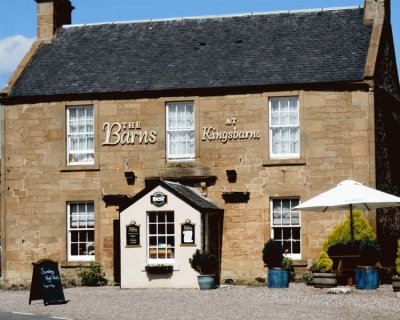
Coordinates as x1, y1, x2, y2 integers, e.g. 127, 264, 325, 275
330, 255, 360, 286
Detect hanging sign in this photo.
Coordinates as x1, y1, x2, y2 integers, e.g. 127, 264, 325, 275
151, 192, 167, 207
126, 224, 140, 247
29, 259, 67, 306
181, 221, 195, 245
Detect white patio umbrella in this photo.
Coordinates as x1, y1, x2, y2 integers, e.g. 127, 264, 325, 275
293, 180, 400, 243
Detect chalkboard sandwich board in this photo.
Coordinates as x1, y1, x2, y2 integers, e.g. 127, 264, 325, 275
29, 259, 68, 306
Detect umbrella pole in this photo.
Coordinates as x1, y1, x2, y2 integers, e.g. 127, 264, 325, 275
350, 204, 354, 244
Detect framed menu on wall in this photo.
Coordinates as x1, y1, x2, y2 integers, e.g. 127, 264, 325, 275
126, 224, 141, 247
181, 222, 195, 245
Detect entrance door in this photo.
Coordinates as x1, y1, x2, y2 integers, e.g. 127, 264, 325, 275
207, 214, 223, 284
113, 219, 121, 284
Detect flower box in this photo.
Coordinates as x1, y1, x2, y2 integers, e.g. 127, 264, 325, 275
145, 264, 173, 274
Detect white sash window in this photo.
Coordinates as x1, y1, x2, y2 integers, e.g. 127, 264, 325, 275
67, 202, 95, 261
271, 198, 301, 259
269, 97, 299, 159
166, 102, 195, 160
67, 105, 94, 165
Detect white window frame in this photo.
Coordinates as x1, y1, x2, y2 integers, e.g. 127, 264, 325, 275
166, 102, 195, 161
66, 105, 94, 165
270, 198, 301, 260
147, 211, 175, 264
269, 97, 300, 159
67, 202, 95, 262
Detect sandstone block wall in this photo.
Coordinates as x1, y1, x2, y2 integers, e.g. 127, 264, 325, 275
0, 89, 375, 286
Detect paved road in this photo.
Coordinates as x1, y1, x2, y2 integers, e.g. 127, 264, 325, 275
0, 311, 73, 320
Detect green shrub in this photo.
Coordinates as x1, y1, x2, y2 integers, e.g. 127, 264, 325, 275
303, 272, 313, 285
262, 239, 284, 268
396, 239, 400, 275
77, 262, 108, 286
281, 256, 293, 269
313, 251, 333, 273
323, 210, 376, 253
359, 238, 381, 266
189, 249, 218, 275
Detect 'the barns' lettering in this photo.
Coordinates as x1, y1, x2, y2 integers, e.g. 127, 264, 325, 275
103, 122, 157, 146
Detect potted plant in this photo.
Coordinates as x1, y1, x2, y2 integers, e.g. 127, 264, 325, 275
262, 239, 291, 288
310, 251, 337, 288
323, 211, 378, 286
189, 249, 218, 290
392, 239, 400, 292
355, 237, 381, 290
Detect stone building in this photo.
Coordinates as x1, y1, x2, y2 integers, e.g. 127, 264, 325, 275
0, 0, 399, 287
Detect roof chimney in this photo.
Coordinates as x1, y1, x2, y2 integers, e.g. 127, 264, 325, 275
364, 0, 390, 24
35, 0, 74, 42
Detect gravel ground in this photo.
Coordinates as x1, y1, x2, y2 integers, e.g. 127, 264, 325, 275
0, 284, 399, 320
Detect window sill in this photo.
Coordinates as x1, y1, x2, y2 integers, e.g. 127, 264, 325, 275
60, 260, 94, 268
61, 164, 100, 172
263, 158, 306, 167
166, 158, 196, 163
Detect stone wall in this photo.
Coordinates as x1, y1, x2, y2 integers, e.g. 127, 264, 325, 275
375, 90, 400, 265
0, 89, 375, 286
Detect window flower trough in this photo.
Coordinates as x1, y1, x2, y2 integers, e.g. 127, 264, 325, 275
145, 264, 174, 274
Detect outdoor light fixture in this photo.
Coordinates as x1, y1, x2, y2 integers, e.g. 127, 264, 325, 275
222, 191, 250, 203
226, 170, 237, 183
124, 171, 135, 185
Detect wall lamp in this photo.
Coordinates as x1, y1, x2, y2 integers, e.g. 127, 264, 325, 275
226, 170, 237, 183
124, 171, 135, 185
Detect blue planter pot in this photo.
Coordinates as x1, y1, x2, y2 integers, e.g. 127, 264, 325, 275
355, 267, 379, 290
268, 268, 289, 288
197, 275, 215, 290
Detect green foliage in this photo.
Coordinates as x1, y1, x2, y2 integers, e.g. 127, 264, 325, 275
77, 262, 108, 286
262, 239, 284, 268
189, 249, 218, 275
359, 238, 381, 265
323, 210, 376, 252
281, 256, 293, 269
313, 251, 333, 273
145, 264, 173, 274
255, 277, 266, 283
396, 240, 400, 275
303, 272, 313, 285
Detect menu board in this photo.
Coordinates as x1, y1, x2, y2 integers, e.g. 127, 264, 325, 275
181, 222, 195, 245
126, 224, 140, 246
29, 259, 66, 306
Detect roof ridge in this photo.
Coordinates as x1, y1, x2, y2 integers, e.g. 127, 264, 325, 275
63, 5, 362, 29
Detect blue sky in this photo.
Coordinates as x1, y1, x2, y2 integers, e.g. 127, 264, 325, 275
0, 0, 399, 89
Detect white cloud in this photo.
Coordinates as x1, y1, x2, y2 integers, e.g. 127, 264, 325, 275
0, 35, 35, 76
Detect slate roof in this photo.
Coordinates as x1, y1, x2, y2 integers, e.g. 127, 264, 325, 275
8, 7, 372, 98
118, 180, 223, 213
161, 180, 223, 213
